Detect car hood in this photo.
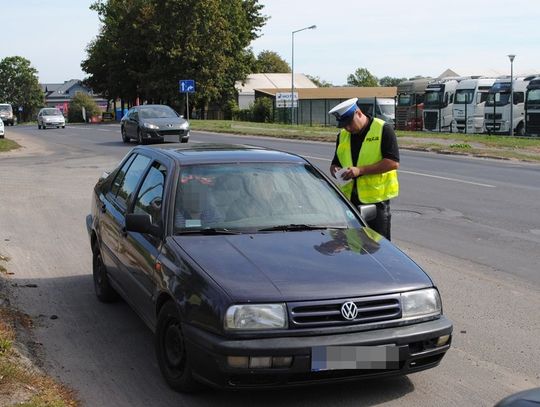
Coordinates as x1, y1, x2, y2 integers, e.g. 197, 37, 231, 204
172, 228, 433, 302
141, 117, 188, 128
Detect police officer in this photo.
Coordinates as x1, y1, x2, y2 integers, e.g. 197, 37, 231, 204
329, 98, 399, 240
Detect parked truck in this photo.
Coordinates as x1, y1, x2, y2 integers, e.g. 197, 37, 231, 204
356, 97, 395, 126
452, 78, 496, 134
395, 78, 432, 131
485, 78, 528, 136
423, 79, 460, 132
525, 76, 540, 136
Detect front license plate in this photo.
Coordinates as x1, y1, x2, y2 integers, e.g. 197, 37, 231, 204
163, 134, 180, 143
311, 345, 400, 371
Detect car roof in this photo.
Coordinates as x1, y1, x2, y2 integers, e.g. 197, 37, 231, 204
135, 144, 308, 165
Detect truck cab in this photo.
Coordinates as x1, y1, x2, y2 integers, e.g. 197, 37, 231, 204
452, 78, 495, 134
485, 78, 528, 136
396, 78, 432, 131
423, 80, 459, 132
525, 77, 540, 136
356, 97, 395, 126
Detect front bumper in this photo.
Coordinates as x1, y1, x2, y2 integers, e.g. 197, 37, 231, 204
142, 128, 189, 143
42, 121, 65, 127
184, 316, 452, 389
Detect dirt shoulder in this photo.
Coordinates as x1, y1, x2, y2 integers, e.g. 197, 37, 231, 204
0, 257, 78, 407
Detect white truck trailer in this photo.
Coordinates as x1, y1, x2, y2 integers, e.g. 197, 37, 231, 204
452, 78, 496, 134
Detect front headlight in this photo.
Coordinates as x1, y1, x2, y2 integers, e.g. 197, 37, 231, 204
179, 121, 189, 130
144, 122, 159, 130
401, 288, 441, 319
225, 304, 287, 330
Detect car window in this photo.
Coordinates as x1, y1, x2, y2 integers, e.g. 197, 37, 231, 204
110, 154, 136, 196
139, 106, 178, 119
174, 163, 362, 233
115, 154, 151, 208
133, 162, 167, 226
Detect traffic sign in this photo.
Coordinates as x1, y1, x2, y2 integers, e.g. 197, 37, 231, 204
276, 92, 298, 108
179, 80, 196, 93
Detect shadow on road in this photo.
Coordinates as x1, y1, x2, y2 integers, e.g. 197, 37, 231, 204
8, 273, 416, 407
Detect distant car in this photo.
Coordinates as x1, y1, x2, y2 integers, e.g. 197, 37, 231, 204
0, 117, 4, 138
0, 103, 16, 126
37, 108, 65, 129
120, 104, 189, 145
86, 144, 452, 392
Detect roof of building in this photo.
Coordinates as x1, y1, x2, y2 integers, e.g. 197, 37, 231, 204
255, 87, 397, 100
236, 73, 317, 95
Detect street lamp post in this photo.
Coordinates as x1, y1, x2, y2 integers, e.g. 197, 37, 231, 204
291, 24, 316, 124
508, 54, 515, 136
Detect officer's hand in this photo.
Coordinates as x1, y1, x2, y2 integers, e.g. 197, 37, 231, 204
342, 167, 362, 180
330, 165, 341, 178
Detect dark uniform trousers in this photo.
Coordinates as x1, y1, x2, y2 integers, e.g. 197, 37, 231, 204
352, 188, 392, 241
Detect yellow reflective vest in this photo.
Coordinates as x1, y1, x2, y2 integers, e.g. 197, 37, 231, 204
336, 118, 399, 203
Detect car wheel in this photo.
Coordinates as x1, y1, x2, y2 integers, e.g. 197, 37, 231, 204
92, 243, 119, 303
137, 128, 145, 145
515, 122, 525, 137
38, 124, 41, 129
121, 126, 130, 143
62, 125, 65, 129
155, 301, 200, 393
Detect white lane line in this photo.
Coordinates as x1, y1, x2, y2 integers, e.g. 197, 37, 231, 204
302, 155, 495, 188
399, 170, 495, 188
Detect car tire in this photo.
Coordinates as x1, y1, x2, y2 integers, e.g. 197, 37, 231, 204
515, 122, 525, 137
92, 243, 119, 303
155, 301, 200, 393
121, 126, 130, 143
62, 125, 65, 129
137, 128, 145, 145
38, 124, 41, 129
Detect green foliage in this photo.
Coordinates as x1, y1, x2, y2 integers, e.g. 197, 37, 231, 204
252, 97, 273, 122
449, 143, 472, 149
83, 0, 268, 111
347, 68, 379, 87
0, 56, 43, 122
254, 50, 290, 73
379, 76, 408, 87
306, 75, 333, 87
68, 93, 100, 123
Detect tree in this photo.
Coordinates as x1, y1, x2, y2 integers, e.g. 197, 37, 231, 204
306, 75, 332, 87
379, 76, 408, 87
254, 50, 290, 73
68, 93, 100, 123
346, 68, 379, 87
83, 0, 268, 115
0, 56, 43, 122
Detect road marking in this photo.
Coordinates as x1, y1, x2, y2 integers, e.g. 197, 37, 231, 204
301, 155, 495, 188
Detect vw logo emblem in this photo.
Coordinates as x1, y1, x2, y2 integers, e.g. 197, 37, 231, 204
167, 123, 173, 127
341, 301, 358, 320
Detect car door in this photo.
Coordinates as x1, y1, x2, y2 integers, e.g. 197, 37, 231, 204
125, 109, 139, 138
121, 160, 169, 325
100, 153, 151, 295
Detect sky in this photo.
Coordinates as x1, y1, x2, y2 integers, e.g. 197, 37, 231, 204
2, 0, 539, 86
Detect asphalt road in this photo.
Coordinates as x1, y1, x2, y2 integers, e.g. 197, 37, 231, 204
0, 124, 539, 406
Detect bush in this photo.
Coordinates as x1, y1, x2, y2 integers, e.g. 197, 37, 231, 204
252, 97, 273, 123
68, 93, 101, 123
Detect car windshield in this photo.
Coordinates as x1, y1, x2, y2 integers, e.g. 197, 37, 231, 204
397, 94, 412, 106
424, 91, 443, 108
43, 109, 63, 116
173, 163, 362, 234
527, 89, 540, 105
486, 92, 510, 107
139, 106, 178, 119
0, 105, 12, 113
379, 104, 394, 115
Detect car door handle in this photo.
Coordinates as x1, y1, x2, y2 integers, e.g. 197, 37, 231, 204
100, 203, 107, 213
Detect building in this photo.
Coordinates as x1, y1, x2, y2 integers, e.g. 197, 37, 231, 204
235, 73, 317, 109
40, 79, 108, 114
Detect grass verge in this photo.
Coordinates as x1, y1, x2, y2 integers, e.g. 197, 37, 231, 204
0, 138, 21, 153
189, 120, 540, 162
0, 256, 78, 406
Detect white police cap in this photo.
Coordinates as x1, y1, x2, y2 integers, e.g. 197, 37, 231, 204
328, 97, 358, 128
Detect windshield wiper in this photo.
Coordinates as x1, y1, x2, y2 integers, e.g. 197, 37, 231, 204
258, 224, 347, 232
177, 228, 243, 235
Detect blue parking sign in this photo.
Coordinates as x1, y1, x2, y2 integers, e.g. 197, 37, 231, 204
179, 80, 195, 93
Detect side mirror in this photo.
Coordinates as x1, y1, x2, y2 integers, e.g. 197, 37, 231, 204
125, 213, 162, 237
99, 171, 110, 181
358, 204, 377, 222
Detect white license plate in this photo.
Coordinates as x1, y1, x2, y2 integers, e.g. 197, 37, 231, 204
311, 345, 400, 371
163, 134, 180, 143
